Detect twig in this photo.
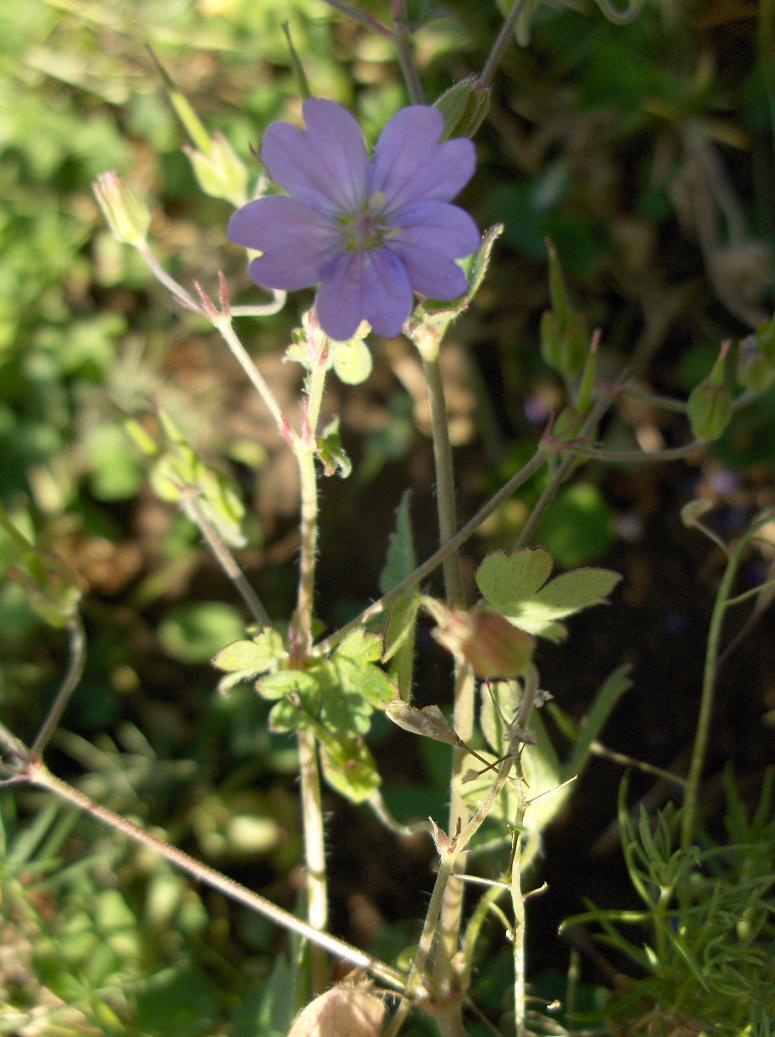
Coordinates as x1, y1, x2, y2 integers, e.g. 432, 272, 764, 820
180, 488, 272, 629
29, 614, 86, 759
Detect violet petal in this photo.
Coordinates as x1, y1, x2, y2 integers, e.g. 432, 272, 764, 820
399, 251, 469, 300
315, 250, 412, 340
261, 100, 368, 214
229, 197, 340, 291
371, 107, 476, 209
392, 201, 480, 259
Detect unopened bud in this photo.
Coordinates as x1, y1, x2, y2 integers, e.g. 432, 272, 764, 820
433, 75, 491, 140
540, 240, 589, 380
184, 132, 248, 207
687, 342, 732, 441
432, 605, 535, 679
92, 172, 151, 247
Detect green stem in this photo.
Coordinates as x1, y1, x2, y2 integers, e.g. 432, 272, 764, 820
421, 352, 472, 1010
392, 0, 424, 105
30, 614, 86, 759
21, 759, 405, 990
180, 488, 272, 628
480, 0, 531, 88
293, 353, 329, 993
680, 510, 775, 848
422, 355, 464, 607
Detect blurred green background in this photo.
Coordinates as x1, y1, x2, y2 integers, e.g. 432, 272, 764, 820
1, 1, 773, 1034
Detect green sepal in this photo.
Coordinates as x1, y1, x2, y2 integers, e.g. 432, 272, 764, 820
316, 417, 352, 478
540, 240, 589, 380
407, 225, 503, 360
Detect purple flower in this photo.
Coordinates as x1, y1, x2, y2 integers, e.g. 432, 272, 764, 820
228, 100, 480, 341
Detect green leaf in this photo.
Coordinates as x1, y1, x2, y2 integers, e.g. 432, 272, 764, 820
257, 669, 320, 702
526, 568, 622, 619
379, 491, 416, 593
212, 629, 286, 674
560, 664, 632, 780
476, 548, 554, 611
331, 337, 373, 385
538, 483, 613, 567
382, 592, 421, 664
320, 737, 381, 804
268, 697, 305, 733
316, 417, 351, 478
159, 602, 246, 664
334, 629, 384, 667
476, 547, 620, 640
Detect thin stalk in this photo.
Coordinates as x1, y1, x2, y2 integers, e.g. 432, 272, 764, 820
392, 0, 424, 104
137, 241, 200, 310
320, 0, 393, 37
510, 774, 528, 1037
292, 351, 329, 993
480, 0, 531, 89
315, 448, 547, 655
680, 510, 774, 848
30, 614, 86, 759
422, 355, 464, 607
566, 439, 706, 464
421, 352, 471, 1009
21, 759, 405, 990
217, 320, 293, 440
180, 489, 272, 628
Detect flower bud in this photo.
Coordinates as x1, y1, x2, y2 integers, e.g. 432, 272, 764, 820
687, 342, 732, 441
433, 75, 491, 140
184, 132, 248, 208
540, 240, 589, 380
92, 172, 151, 247
432, 605, 535, 679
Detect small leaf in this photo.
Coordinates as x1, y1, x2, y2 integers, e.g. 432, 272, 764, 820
212, 629, 286, 673
332, 337, 373, 385
379, 491, 416, 593
159, 603, 246, 664
320, 738, 381, 804
257, 669, 320, 702
381, 592, 421, 664
476, 548, 554, 612
530, 568, 621, 617
335, 629, 384, 666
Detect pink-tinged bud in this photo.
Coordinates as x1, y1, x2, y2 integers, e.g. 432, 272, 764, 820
287, 983, 384, 1037
432, 605, 535, 679
92, 172, 151, 247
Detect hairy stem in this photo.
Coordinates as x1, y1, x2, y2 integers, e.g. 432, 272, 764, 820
20, 759, 405, 989
293, 351, 329, 992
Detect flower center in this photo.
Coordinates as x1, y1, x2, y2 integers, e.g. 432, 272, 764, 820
339, 192, 398, 252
